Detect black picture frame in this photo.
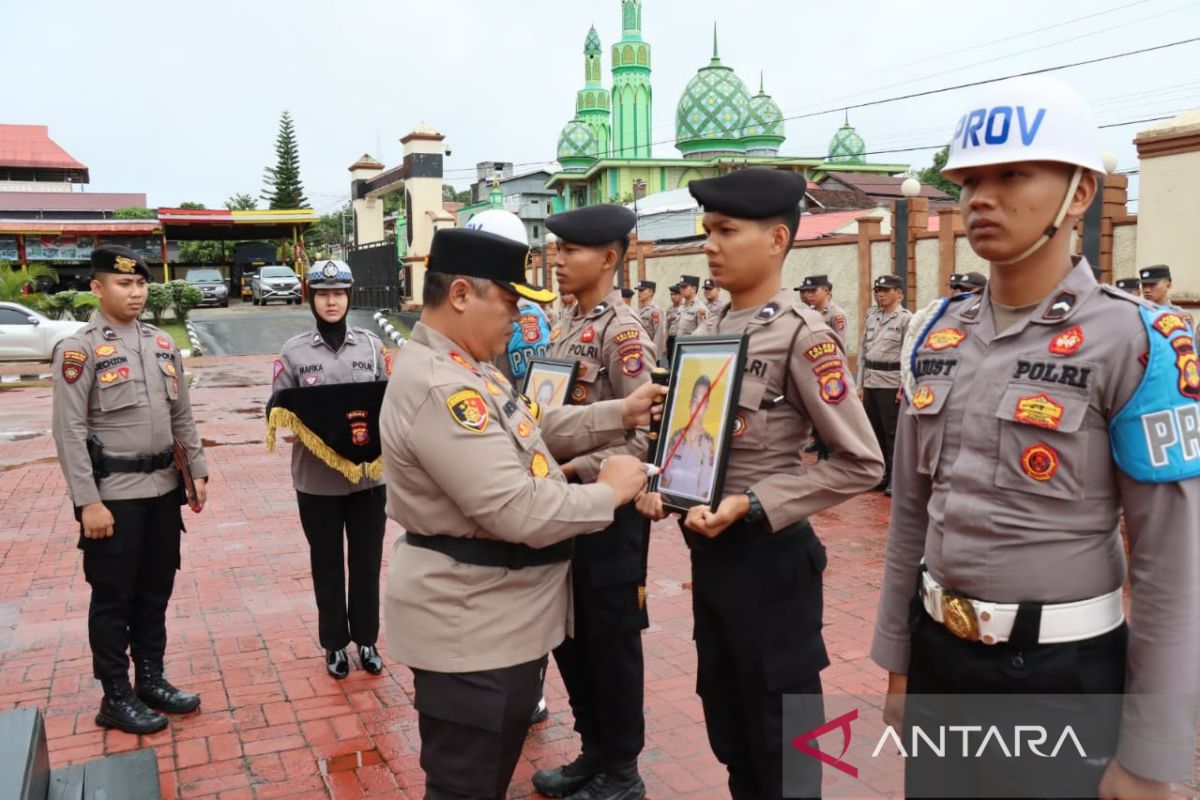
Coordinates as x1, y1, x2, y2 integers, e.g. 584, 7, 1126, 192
651, 334, 748, 512
521, 357, 580, 409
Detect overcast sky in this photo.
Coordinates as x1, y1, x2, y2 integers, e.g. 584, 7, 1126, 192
4, 0, 1198, 213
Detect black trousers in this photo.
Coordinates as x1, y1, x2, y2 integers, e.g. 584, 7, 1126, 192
552, 503, 648, 767
905, 601, 1126, 799
863, 387, 901, 480
687, 519, 829, 800
413, 656, 546, 800
295, 486, 386, 651
78, 490, 183, 682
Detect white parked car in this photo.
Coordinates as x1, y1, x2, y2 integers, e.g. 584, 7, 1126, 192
0, 302, 86, 361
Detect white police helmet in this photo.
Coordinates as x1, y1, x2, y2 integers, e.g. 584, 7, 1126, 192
307, 260, 354, 289
942, 75, 1106, 182
464, 209, 529, 246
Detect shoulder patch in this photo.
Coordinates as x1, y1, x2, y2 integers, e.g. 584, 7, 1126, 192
447, 389, 489, 433
613, 329, 640, 346
448, 351, 479, 374
273, 359, 285, 382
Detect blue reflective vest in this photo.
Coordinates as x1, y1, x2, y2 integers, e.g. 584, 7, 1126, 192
507, 302, 551, 381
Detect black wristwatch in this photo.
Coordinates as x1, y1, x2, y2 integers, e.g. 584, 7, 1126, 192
744, 490, 766, 523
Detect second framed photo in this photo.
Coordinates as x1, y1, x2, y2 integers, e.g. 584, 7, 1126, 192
521, 357, 580, 409
652, 334, 748, 512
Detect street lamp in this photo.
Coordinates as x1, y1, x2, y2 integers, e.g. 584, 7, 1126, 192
894, 178, 921, 299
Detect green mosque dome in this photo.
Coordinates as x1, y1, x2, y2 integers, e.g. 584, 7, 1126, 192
828, 118, 866, 164
675, 27, 750, 159
558, 118, 599, 171
741, 73, 785, 156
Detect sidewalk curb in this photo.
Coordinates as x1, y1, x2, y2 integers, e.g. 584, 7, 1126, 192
373, 311, 407, 347
185, 320, 204, 356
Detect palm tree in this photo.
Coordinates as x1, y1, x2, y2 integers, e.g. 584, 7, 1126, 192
0, 263, 57, 303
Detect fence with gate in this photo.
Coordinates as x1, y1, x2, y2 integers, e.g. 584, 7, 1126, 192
347, 239, 402, 309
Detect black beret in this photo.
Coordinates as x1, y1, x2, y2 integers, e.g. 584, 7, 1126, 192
702, 278, 716, 290
669, 284, 682, 294
427, 228, 553, 303
679, 274, 700, 288
1115, 277, 1141, 291
874, 274, 904, 290
620, 287, 634, 298
546, 204, 636, 246
637, 280, 656, 291
949, 271, 987, 290
91, 244, 151, 280
688, 168, 806, 220
799, 274, 831, 290
1139, 265, 1172, 282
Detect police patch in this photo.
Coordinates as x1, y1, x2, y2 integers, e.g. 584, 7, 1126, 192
484, 381, 503, 397
831, 315, 846, 332
516, 419, 533, 438
1042, 292, 1077, 321
817, 367, 847, 405
520, 311, 542, 344
1048, 326, 1084, 356
581, 326, 596, 343
94, 344, 117, 358
383, 349, 393, 377
448, 351, 478, 374
165, 362, 177, 377
1021, 443, 1059, 481
925, 328, 967, 351
732, 413, 746, 438
912, 385, 935, 409
98, 368, 129, 384
61, 362, 83, 384
572, 383, 589, 403
614, 329, 639, 346
651, 310, 660, 325
530, 452, 550, 478
447, 390, 489, 433
62, 350, 87, 364
620, 344, 644, 377
1014, 394, 1064, 430
805, 342, 838, 361
157, 336, 172, 351
273, 359, 285, 382
303, 374, 323, 386
1153, 312, 1189, 338
1173, 337, 1200, 400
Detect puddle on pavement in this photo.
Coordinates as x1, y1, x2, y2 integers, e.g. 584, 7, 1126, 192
199, 438, 266, 448
0, 432, 46, 442
0, 455, 58, 472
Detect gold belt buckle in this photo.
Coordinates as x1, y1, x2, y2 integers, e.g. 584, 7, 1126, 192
940, 592, 980, 642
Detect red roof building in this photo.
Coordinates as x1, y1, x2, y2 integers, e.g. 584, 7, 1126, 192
0, 125, 89, 184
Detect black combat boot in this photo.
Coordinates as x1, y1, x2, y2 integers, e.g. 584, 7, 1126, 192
134, 659, 201, 714
96, 677, 168, 734
565, 761, 645, 800
532, 746, 601, 798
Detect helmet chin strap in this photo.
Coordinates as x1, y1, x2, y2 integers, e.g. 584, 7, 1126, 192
993, 166, 1084, 267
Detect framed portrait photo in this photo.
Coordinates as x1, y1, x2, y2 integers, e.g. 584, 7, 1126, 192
521, 357, 580, 410
652, 334, 748, 512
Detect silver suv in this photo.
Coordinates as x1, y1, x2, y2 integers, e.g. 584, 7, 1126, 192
251, 265, 302, 306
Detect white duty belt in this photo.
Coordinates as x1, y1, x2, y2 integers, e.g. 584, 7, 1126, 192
921, 570, 1124, 646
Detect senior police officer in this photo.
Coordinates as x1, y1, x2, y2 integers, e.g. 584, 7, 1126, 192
872, 76, 1200, 798
534, 204, 657, 800
51, 244, 207, 734
638, 168, 884, 800
702, 278, 726, 318
1115, 277, 1141, 295
858, 274, 912, 494
635, 280, 667, 359
795, 274, 848, 337
379, 227, 664, 800
272, 260, 389, 679
677, 274, 706, 334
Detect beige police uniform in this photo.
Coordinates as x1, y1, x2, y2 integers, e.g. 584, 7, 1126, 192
816, 300, 848, 338
872, 259, 1200, 783
666, 301, 682, 338
705, 298, 726, 319
638, 302, 667, 358
678, 297, 705, 336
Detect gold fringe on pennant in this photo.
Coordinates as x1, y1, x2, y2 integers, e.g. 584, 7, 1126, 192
266, 407, 377, 484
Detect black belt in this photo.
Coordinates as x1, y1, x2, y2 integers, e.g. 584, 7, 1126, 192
405, 532, 574, 569
864, 359, 901, 371
102, 448, 175, 474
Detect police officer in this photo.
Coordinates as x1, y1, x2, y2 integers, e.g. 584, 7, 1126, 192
795, 274, 848, 336
379, 227, 662, 800
51, 244, 207, 734
948, 271, 987, 294
702, 278, 726, 318
1139, 264, 1198, 348
534, 204, 657, 800
1115, 276, 1141, 295
677, 274, 706, 334
273, 260, 389, 679
859, 274, 912, 494
665, 283, 683, 358
872, 76, 1200, 798
635, 280, 667, 359
638, 169, 884, 800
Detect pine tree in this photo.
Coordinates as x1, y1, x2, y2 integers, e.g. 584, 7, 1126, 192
261, 111, 308, 209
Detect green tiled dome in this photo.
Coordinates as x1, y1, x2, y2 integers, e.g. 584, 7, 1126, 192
675, 46, 751, 158
558, 118, 599, 171
742, 74, 785, 155
828, 120, 866, 164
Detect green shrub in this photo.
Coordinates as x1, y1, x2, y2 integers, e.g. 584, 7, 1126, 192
42, 291, 79, 321
145, 283, 173, 325
71, 293, 99, 319
166, 280, 203, 322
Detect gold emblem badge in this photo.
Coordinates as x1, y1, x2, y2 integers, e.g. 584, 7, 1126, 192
530, 452, 550, 478
912, 385, 935, 410
925, 328, 968, 351
447, 389, 489, 433
113, 255, 138, 273
484, 381, 503, 396
516, 419, 533, 438
94, 344, 117, 358
1021, 443, 1059, 482
940, 593, 979, 641
1014, 394, 1063, 430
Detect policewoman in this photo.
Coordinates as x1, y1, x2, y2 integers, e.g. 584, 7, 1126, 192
534, 204, 657, 800
51, 244, 207, 735
871, 76, 1200, 798
638, 169, 883, 800
273, 260, 390, 679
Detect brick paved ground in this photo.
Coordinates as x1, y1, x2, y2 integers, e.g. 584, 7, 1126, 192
0, 353, 900, 798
